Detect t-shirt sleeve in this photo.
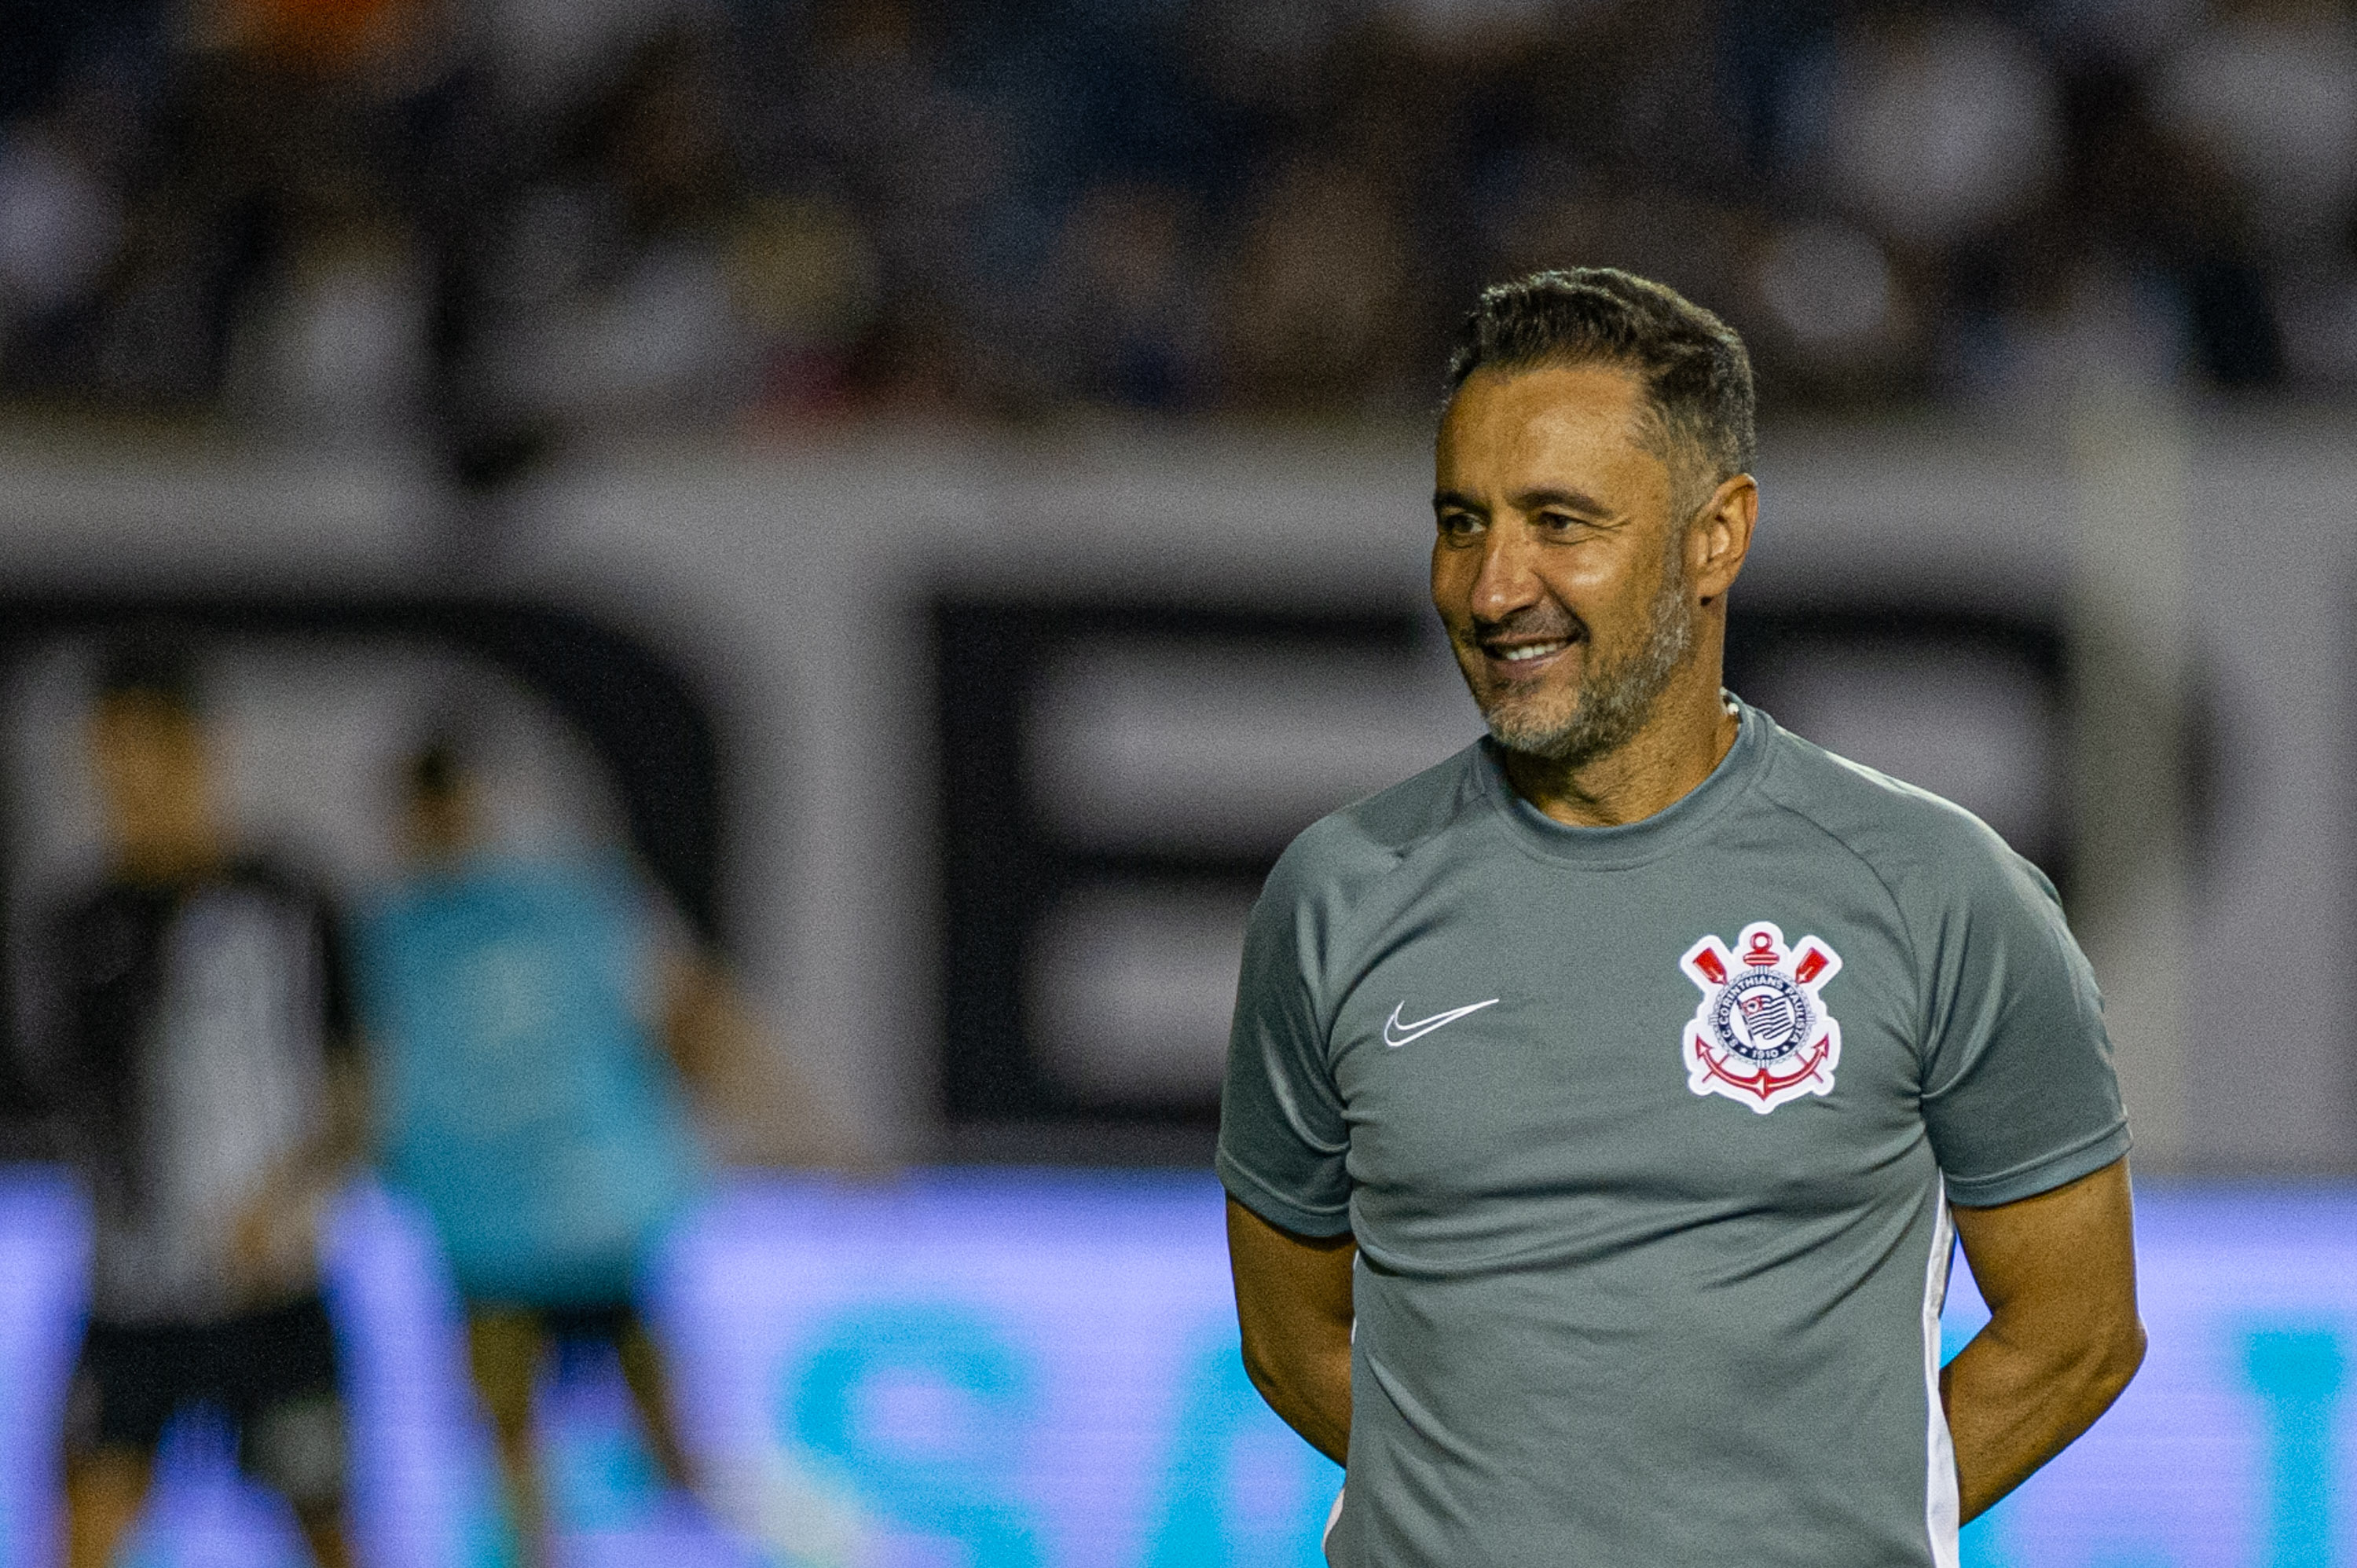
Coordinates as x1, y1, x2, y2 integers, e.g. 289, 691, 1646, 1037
1917, 841, 2130, 1207
0, 898, 75, 1150
313, 895, 360, 1066
1216, 845, 1353, 1237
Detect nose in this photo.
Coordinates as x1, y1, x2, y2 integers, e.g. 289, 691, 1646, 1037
1467, 519, 1545, 624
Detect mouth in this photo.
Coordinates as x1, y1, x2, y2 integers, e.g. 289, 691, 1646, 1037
1476, 632, 1579, 680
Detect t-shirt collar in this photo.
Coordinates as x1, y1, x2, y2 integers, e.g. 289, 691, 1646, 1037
1475, 694, 1767, 867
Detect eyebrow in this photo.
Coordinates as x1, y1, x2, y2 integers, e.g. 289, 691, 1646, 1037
1431, 485, 1618, 517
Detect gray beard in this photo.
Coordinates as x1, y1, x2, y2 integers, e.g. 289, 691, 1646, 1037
1483, 569, 1696, 768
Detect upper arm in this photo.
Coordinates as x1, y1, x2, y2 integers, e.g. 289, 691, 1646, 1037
9, 903, 67, 1096
1950, 1156, 2140, 1346
626, 871, 724, 1086
1215, 846, 1354, 1236
1227, 1196, 1355, 1360
315, 896, 360, 1063
659, 951, 731, 1086
1918, 840, 2129, 1207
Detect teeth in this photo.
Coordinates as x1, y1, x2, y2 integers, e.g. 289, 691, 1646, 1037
1497, 641, 1568, 662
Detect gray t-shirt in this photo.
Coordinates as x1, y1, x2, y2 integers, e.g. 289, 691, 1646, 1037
1218, 701, 2128, 1568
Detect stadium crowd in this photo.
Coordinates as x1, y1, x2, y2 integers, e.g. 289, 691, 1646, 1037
0, 0, 2350, 474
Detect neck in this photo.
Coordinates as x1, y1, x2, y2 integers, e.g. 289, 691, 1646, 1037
1501, 656, 1739, 828
114, 816, 222, 883
115, 834, 222, 883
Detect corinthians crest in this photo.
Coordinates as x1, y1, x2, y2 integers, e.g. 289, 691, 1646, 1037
1679, 921, 1843, 1113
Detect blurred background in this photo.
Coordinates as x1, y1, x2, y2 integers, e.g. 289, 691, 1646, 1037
0, 0, 2352, 1564
5, 0, 2355, 427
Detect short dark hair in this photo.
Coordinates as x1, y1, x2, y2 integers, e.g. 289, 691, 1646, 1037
96, 628, 201, 715
1446, 268, 1757, 503
406, 734, 470, 801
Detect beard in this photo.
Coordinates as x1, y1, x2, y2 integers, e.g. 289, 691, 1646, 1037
1467, 562, 1696, 769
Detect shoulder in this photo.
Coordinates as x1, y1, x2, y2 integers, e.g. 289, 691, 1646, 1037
1749, 716, 2057, 919
35, 877, 156, 975
489, 853, 647, 931
224, 854, 343, 918
1237, 744, 1486, 1020
374, 855, 640, 934
1261, 742, 1487, 916
39, 876, 134, 935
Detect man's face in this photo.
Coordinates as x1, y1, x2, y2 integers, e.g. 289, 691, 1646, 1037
89, 694, 214, 858
404, 782, 481, 865
1431, 361, 1699, 767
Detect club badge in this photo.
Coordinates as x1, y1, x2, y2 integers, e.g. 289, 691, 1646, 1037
1679, 921, 1843, 1114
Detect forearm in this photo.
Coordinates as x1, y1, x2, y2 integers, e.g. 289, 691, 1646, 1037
1226, 1196, 1356, 1466
1940, 1311, 2144, 1520
1242, 1328, 1352, 1465
317, 1053, 370, 1168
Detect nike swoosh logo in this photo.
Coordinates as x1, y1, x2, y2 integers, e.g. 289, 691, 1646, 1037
1383, 998, 1501, 1049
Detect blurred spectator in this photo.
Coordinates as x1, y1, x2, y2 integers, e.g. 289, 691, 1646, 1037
348, 735, 731, 1564
0, 121, 122, 328
2150, 0, 2357, 264
1748, 218, 1919, 393
724, 192, 878, 419
468, 26, 753, 445
1818, 8, 2064, 253
1048, 178, 1212, 411
394, 16, 755, 484
2150, 0, 2357, 383
0, 58, 145, 397
5, 0, 2357, 427
13, 636, 357, 1568
1218, 153, 1419, 412
192, 0, 431, 74
785, 0, 1041, 409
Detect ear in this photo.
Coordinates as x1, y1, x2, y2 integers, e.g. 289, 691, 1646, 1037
1687, 474, 1758, 603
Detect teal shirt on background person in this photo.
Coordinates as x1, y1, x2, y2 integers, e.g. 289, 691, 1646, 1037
353, 855, 708, 1307
1218, 700, 2129, 1568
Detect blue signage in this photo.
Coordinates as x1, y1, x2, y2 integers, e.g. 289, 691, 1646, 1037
660, 1171, 1342, 1566
1941, 1187, 2357, 1567
0, 1170, 2348, 1566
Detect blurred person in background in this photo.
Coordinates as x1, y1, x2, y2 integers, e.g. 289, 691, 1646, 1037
349, 734, 734, 1566
16, 636, 358, 1568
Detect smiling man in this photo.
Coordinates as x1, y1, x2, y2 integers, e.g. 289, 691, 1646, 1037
1219, 269, 2144, 1566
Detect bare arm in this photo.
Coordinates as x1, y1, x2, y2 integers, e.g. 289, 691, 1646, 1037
1942, 1156, 2145, 1521
662, 954, 870, 1169
233, 1053, 368, 1297
1226, 1196, 1355, 1464
660, 952, 734, 1090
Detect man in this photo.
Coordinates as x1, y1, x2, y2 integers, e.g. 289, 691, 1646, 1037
1219, 269, 2143, 1566
23, 638, 356, 1568
348, 736, 718, 1566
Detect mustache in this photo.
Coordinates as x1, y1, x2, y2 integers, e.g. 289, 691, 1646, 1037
1461, 606, 1587, 646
